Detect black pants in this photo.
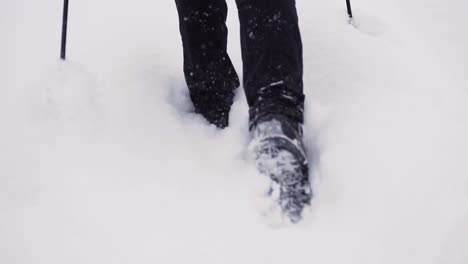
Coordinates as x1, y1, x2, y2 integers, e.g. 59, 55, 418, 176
175, 0, 304, 128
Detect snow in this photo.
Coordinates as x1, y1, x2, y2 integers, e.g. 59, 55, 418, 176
1, 0, 468, 263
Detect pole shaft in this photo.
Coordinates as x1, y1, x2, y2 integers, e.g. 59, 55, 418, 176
346, 0, 353, 18
60, 0, 69, 60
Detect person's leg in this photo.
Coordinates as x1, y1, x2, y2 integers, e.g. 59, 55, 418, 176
235, 0, 304, 130
236, 0, 310, 222
175, 0, 240, 128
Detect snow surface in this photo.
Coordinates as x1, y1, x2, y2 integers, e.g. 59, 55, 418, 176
2, 0, 468, 263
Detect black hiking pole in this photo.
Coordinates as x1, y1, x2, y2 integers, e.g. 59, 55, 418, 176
346, 0, 353, 19
60, 0, 69, 60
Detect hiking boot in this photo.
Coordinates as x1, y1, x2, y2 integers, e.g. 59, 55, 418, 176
249, 114, 312, 223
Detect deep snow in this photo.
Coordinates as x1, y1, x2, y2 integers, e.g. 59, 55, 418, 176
1, 0, 468, 263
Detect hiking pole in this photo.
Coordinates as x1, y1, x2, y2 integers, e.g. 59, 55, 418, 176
60, 0, 69, 60
346, 0, 353, 19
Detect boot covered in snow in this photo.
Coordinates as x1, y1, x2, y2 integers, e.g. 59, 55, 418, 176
249, 114, 312, 223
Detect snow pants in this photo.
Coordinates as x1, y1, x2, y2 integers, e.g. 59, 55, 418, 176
175, 0, 304, 128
